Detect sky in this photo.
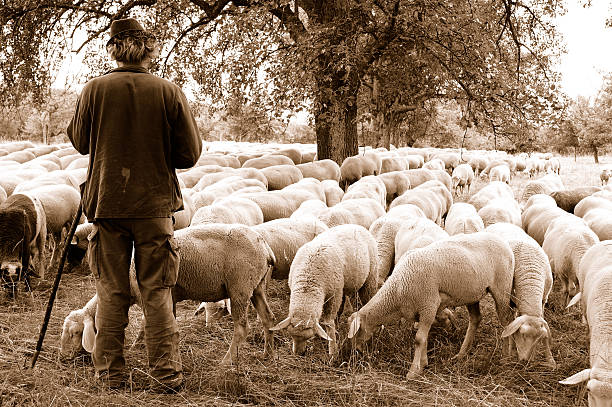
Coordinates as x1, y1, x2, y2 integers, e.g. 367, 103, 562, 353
556, 1, 612, 99
54, 2, 612, 102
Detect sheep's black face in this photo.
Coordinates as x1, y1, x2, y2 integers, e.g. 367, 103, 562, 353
1, 260, 23, 298
66, 243, 87, 272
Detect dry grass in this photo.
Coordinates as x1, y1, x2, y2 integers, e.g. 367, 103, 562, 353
1, 154, 608, 406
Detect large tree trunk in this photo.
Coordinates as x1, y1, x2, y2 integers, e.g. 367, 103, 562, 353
314, 57, 359, 164
592, 144, 599, 163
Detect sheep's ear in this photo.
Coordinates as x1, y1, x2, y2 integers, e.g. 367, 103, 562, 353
559, 369, 591, 385
315, 322, 332, 341
82, 316, 95, 353
566, 292, 581, 309
347, 314, 361, 339
270, 316, 291, 331
501, 315, 528, 338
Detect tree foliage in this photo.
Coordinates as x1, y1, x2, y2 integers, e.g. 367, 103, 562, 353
1, 0, 565, 161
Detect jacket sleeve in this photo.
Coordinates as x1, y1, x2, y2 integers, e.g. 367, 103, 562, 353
171, 87, 202, 169
66, 90, 91, 155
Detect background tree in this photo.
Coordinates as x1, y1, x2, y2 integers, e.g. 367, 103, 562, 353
1, 0, 565, 163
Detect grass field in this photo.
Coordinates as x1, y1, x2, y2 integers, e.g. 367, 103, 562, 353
0, 154, 610, 406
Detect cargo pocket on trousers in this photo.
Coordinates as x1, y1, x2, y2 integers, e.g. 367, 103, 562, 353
163, 237, 180, 288
87, 224, 101, 279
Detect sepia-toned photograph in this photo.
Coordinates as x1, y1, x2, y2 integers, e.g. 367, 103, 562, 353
0, 1, 611, 405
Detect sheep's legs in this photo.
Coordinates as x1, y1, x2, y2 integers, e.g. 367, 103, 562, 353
250, 281, 275, 359
407, 311, 435, 378
455, 302, 481, 359
542, 335, 557, 369
221, 298, 248, 366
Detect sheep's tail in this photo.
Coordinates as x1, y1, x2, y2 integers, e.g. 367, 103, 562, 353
263, 239, 276, 268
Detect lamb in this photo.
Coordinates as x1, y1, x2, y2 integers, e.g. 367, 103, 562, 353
583, 208, 612, 241
339, 155, 377, 190
444, 203, 484, 235
296, 160, 341, 182
485, 223, 556, 368
270, 224, 378, 356
402, 168, 436, 189
394, 217, 449, 263
549, 186, 601, 213
60, 294, 109, 359
178, 165, 224, 188
574, 196, 612, 219
275, 147, 303, 165
61, 223, 277, 365
561, 241, 612, 406
197, 154, 241, 168
317, 198, 385, 229
343, 232, 515, 378
451, 163, 475, 195
542, 215, 599, 307
489, 164, 511, 184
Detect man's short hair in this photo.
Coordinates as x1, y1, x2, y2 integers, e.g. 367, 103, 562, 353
106, 31, 159, 65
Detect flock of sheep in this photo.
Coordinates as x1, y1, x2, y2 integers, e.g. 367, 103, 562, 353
0, 139, 611, 405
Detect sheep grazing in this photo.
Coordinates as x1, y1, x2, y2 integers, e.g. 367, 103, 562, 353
423, 158, 445, 172
242, 154, 294, 169
271, 224, 378, 356
389, 180, 452, 225
261, 164, 303, 190
339, 155, 374, 191
342, 175, 387, 208
544, 157, 561, 175
296, 159, 341, 182
377, 171, 411, 206
190, 197, 264, 227
542, 215, 599, 307
369, 205, 427, 285
521, 173, 564, 202
0, 193, 47, 295
468, 181, 514, 212
485, 222, 556, 368
451, 163, 475, 195
561, 241, 612, 406
549, 186, 602, 213
489, 164, 511, 184
61, 224, 277, 366
478, 198, 522, 228
321, 180, 344, 206
444, 203, 484, 235
344, 232, 515, 378
600, 168, 611, 186
467, 156, 489, 177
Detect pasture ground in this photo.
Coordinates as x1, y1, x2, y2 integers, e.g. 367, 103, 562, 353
0, 154, 610, 406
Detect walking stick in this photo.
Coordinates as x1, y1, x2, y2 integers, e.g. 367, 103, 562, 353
30, 203, 83, 368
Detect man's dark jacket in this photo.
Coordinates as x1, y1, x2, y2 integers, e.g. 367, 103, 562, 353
67, 65, 202, 220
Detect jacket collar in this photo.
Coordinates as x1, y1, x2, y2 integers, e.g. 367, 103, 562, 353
106, 65, 150, 75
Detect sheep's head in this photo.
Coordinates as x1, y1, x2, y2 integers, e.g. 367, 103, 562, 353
560, 368, 612, 407
343, 312, 375, 357
270, 316, 331, 355
501, 315, 550, 362
59, 310, 95, 360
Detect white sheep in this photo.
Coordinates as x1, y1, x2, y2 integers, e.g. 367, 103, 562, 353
468, 181, 514, 212
561, 241, 612, 406
451, 163, 475, 195
489, 164, 511, 184
190, 196, 264, 226
320, 180, 344, 206
600, 168, 611, 186
444, 203, 484, 235
271, 224, 378, 356
542, 215, 600, 307
342, 175, 387, 208
296, 159, 341, 182
394, 217, 449, 263
370, 205, 427, 285
344, 232, 515, 378
478, 198, 522, 228
317, 198, 385, 230
377, 171, 411, 206
389, 180, 452, 225
61, 223, 277, 366
485, 222, 556, 368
